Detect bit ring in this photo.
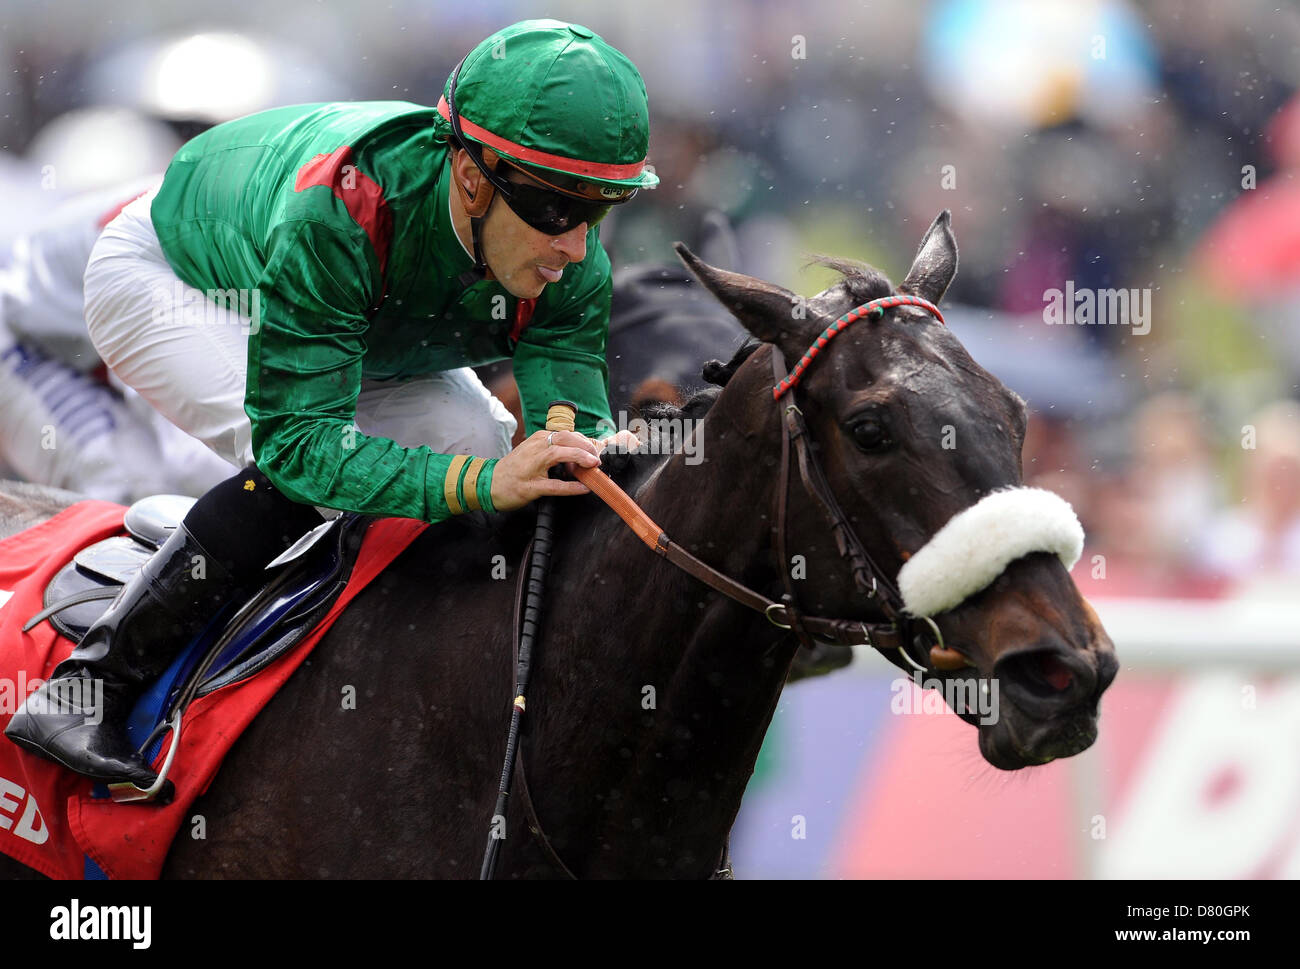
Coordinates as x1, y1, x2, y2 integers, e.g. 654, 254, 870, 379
764, 603, 792, 629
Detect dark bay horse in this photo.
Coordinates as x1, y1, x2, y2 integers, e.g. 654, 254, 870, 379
0, 212, 1116, 878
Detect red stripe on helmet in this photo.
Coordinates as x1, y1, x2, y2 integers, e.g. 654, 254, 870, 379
437, 97, 646, 182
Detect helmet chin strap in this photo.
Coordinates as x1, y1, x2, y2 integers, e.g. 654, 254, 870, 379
453, 166, 498, 287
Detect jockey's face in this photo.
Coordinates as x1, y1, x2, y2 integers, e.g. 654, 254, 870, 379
451, 147, 590, 299
482, 174, 590, 299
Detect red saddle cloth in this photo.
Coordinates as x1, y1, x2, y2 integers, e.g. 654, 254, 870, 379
0, 500, 426, 879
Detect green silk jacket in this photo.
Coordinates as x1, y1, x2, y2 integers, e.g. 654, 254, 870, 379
150, 101, 615, 522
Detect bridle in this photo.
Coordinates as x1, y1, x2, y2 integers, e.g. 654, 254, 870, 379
503, 291, 958, 877
769, 292, 952, 677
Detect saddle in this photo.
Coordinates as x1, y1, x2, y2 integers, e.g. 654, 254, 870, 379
27, 494, 372, 800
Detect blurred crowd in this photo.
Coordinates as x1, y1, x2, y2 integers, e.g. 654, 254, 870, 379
1, 0, 1298, 597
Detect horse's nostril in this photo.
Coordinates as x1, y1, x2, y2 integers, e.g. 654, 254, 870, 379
998, 648, 1086, 705
1039, 653, 1075, 693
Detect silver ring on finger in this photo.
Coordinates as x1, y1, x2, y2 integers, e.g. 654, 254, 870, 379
547, 430, 557, 447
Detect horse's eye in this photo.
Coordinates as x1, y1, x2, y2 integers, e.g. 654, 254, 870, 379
852, 419, 890, 451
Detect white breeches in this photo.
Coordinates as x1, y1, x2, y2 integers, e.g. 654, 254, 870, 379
81, 184, 517, 476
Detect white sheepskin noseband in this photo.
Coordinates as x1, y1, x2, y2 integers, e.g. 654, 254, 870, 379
896, 487, 1084, 618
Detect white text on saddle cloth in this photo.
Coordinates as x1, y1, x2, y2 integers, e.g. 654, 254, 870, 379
0, 775, 49, 845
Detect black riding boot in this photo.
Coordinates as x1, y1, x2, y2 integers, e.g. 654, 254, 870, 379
5, 522, 238, 787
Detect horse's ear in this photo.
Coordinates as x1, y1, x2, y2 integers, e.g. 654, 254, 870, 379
898, 210, 958, 305
673, 242, 807, 344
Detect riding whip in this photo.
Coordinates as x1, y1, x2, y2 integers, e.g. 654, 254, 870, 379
480, 399, 575, 880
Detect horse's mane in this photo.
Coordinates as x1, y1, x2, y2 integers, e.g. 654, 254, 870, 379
597, 338, 760, 490
804, 255, 893, 306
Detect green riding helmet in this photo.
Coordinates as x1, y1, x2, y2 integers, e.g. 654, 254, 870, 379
435, 19, 658, 198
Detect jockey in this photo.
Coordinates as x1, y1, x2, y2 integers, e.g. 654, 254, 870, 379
6, 19, 654, 789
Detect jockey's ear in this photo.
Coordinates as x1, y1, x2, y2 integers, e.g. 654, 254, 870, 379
898, 210, 958, 306
674, 242, 810, 349
451, 147, 495, 218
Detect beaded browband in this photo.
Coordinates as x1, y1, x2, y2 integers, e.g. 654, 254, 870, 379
772, 294, 945, 399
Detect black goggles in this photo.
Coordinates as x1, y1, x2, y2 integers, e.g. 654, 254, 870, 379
445, 59, 635, 236
492, 167, 621, 235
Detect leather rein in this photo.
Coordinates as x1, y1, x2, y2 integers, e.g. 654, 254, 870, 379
508, 292, 950, 877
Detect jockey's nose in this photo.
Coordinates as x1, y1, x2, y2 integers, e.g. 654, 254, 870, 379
551, 223, 587, 264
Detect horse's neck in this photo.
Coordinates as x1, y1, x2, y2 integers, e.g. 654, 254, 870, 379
534, 352, 794, 876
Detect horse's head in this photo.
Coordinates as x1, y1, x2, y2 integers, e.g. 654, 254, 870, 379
674, 212, 1117, 770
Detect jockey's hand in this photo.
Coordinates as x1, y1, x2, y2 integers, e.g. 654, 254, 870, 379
489, 429, 601, 511
592, 429, 642, 478
594, 430, 641, 452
